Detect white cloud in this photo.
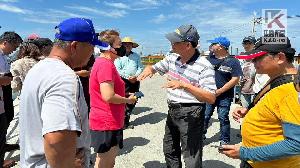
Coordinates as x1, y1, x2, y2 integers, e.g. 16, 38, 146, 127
66, 5, 127, 18
104, 1, 129, 9
0, 3, 28, 14
24, 9, 88, 24
151, 14, 166, 23
0, 0, 18, 2
151, 13, 186, 24
47, 9, 87, 18
23, 18, 59, 24
128, 0, 170, 10
146, 0, 263, 54
139, 0, 169, 6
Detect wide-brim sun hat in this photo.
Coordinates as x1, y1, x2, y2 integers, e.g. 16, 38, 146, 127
122, 37, 139, 48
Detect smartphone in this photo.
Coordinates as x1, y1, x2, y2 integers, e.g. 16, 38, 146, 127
134, 91, 144, 99
210, 145, 228, 152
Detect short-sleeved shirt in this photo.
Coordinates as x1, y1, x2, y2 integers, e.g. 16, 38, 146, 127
89, 57, 125, 131
152, 50, 217, 103
242, 83, 300, 168
19, 58, 90, 168
206, 55, 242, 99
114, 51, 144, 79
241, 61, 256, 94
0, 50, 8, 115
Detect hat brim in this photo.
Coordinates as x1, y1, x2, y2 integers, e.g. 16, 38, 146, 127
132, 43, 139, 48
122, 42, 139, 48
235, 50, 268, 60
92, 39, 110, 50
165, 32, 183, 43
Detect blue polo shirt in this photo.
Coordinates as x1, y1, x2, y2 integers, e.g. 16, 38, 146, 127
207, 55, 242, 99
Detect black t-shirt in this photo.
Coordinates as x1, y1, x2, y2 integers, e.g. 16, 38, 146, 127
207, 55, 242, 99
74, 55, 95, 109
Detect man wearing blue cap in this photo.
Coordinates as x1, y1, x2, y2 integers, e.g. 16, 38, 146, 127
203, 37, 242, 146
19, 18, 108, 168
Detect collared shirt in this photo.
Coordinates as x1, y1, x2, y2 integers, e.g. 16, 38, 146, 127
152, 50, 216, 103
114, 51, 143, 79
0, 49, 8, 115
241, 61, 256, 94
0, 49, 10, 73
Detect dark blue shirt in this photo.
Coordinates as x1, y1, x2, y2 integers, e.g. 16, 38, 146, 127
207, 55, 242, 99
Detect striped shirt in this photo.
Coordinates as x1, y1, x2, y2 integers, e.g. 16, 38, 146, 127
152, 50, 216, 103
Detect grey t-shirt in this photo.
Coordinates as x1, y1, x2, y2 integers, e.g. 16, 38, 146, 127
19, 58, 90, 168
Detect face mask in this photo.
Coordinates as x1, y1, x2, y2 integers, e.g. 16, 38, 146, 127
114, 45, 126, 57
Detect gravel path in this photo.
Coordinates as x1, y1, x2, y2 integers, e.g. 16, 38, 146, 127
6, 74, 241, 168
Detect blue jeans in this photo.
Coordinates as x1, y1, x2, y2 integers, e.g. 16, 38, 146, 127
204, 97, 232, 142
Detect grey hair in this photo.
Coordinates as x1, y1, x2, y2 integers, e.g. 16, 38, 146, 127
53, 39, 71, 49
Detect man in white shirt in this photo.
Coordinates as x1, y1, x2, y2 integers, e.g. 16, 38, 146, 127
19, 18, 108, 168
0, 31, 22, 168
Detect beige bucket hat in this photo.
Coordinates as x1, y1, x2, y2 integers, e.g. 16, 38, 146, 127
122, 37, 139, 48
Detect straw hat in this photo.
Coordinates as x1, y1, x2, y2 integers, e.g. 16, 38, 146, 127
122, 37, 139, 48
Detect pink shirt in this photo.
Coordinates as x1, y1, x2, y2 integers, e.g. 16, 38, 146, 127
89, 57, 125, 130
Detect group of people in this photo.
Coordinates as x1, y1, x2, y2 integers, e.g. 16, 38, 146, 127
0, 32, 53, 168
0, 17, 299, 168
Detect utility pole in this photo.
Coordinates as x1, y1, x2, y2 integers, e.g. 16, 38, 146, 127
251, 11, 263, 37
251, 11, 300, 37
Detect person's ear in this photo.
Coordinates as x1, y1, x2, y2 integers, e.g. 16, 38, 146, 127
2, 41, 8, 46
186, 42, 192, 49
277, 52, 286, 65
70, 41, 78, 54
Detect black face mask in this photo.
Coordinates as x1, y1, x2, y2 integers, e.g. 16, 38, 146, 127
114, 45, 126, 57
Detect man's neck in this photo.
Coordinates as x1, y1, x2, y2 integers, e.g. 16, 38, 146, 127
0, 45, 5, 55
215, 52, 228, 59
268, 64, 297, 80
126, 51, 131, 56
49, 49, 74, 69
180, 49, 195, 63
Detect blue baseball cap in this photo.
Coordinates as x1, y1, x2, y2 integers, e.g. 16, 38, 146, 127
207, 37, 230, 48
55, 18, 110, 50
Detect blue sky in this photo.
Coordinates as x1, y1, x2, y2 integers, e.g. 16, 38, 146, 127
0, 0, 299, 56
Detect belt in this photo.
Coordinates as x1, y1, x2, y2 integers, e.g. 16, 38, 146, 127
167, 102, 204, 109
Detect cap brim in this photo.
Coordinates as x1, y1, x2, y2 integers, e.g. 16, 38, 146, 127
165, 32, 183, 43
235, 50, 268, 60
242, 40, 254, 44
122, 42, 139, 48
92, 39, 110, 50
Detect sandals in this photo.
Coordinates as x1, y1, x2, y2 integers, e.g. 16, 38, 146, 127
3, 160, 16, 168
